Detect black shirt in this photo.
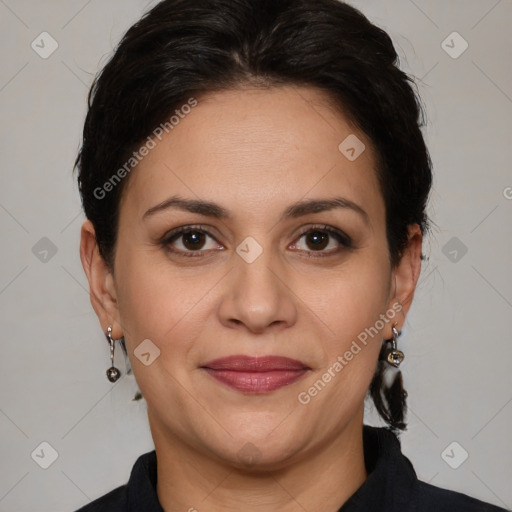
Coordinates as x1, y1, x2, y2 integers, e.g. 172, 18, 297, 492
74, 425, 509, 511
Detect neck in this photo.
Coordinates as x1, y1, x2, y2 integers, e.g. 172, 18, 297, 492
151, 410, 368, 512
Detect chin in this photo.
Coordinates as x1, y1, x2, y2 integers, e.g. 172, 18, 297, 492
198, 425, 309, 472
218, 442, 304, 473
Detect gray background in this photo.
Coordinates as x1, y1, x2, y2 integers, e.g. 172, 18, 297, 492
0, 0, 511, 510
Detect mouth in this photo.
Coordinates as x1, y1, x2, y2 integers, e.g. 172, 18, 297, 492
200, 355, 311, 394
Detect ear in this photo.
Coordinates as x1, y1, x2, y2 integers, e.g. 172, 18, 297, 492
80, 220, 122, 338
385, 223, 423, 338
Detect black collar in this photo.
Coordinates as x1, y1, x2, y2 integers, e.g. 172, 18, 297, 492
338, 425, 417, 510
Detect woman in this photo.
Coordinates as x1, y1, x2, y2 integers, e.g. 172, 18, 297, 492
74, 0, 507, 510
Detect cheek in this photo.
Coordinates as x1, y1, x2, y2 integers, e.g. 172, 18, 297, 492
299, 286, 386, 427
308, 249, 391, 391
113, 246, 189, 344
115, 256, 164, 336
113, 246, 222, 370
116, 244, 198, 332
315, 250, 392, 339
112, 250, 204, 417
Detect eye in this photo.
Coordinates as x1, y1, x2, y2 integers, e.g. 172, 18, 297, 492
290, 225, 353, 256
161, 224, 353, 258
162, 225, 222, 257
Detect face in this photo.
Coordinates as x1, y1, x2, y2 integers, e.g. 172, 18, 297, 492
82, 86, 420, 469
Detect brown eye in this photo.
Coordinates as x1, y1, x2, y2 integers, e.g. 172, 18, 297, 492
180, 231, 207, 250
291, 225, 353, 256
304, 230, 329, 251
163, 227, 221, 256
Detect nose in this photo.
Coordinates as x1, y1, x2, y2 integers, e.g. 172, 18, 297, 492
217, 248, 298, 334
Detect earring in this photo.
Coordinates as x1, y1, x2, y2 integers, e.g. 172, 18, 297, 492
105, 326, 121, 382
386, 323, 405, 368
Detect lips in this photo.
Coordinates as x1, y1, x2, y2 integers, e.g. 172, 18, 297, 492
201, 355, 310, 393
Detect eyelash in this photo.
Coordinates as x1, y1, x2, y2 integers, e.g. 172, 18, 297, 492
160, 224, 354, 259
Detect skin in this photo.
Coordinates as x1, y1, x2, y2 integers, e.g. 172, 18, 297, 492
80, 85, 422, 512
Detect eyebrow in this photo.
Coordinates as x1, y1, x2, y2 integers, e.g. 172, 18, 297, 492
143, 195, 370, 225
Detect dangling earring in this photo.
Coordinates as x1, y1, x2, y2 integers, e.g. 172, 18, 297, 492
105, 326, 121, 382
386, 323, 405, 367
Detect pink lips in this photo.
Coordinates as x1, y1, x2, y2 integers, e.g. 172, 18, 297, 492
201, 355, 310, 393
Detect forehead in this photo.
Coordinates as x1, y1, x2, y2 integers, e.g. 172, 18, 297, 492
120, 86, 384, 225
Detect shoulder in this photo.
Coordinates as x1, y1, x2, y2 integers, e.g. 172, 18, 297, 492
73, 485, 127, 511
414, 480, 509, 512
71, 450, 159, 512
